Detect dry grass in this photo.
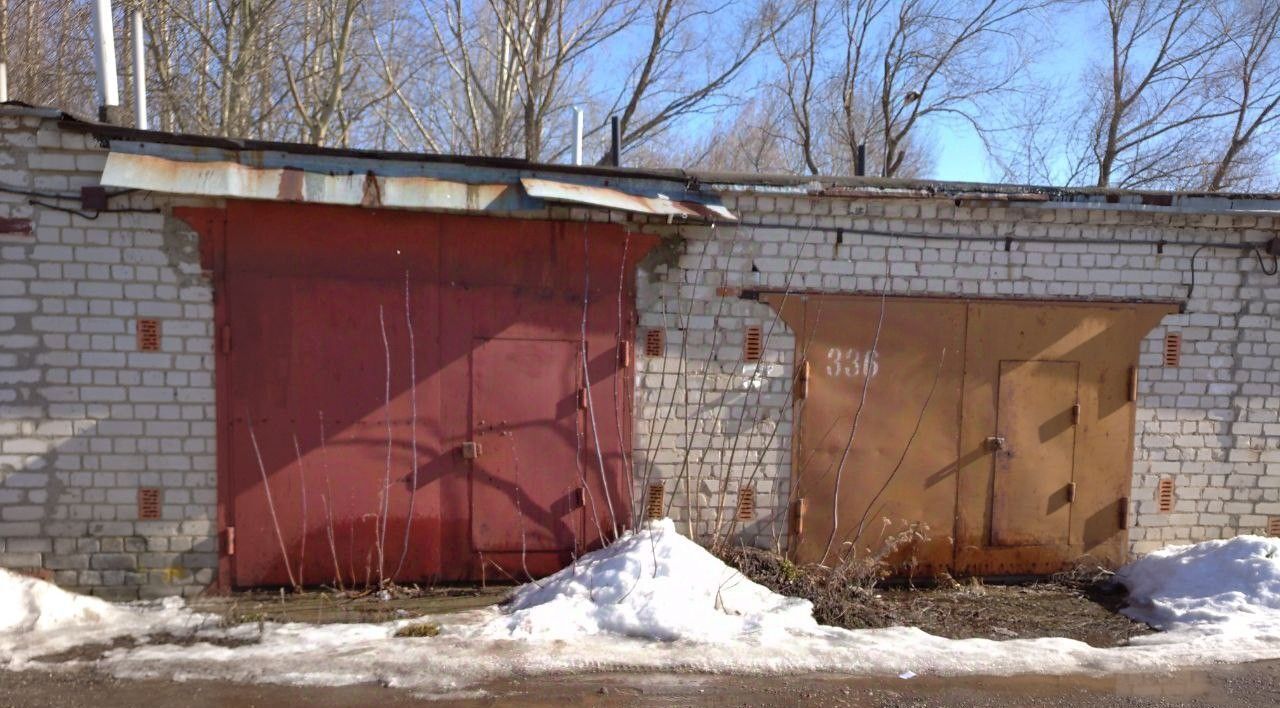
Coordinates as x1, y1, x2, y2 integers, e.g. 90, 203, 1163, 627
719, 542, 1151, 648
393, 621, 441, 638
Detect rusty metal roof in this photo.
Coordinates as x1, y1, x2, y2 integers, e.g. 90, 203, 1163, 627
59, 113, 1280, 213
97, 142, 733, 220
520, 177, 734, 221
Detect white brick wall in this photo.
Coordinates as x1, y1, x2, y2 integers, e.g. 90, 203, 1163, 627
0, 111, 216, 599
634, 192, 1280, 558
2, 108, 1278, 594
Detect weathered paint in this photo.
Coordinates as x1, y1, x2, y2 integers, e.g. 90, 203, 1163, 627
175, 202, 655, 588
101, 151, 735, 220
768, 294, 1176, 577
520, 177, 736, 221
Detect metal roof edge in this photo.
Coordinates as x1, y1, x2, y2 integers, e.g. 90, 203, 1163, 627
55, 117, 1280, 214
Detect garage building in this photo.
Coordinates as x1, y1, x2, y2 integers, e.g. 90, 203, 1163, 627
1, 103, 1278, 596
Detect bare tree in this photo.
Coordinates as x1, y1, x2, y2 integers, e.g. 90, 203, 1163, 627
0, 1, 96, 115
764, 0, 1043, 179
597, 0, 792, 161
414, 0, 635, 159
281, 0, 366, 145
1084, 0, 1230, 187
1203, 0, 1280, 190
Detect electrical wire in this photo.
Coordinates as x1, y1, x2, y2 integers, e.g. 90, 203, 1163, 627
27, 198, 159, 219
1256, 246, 1279, 276
713, 217, 1265, 253
0, 184, 136, 202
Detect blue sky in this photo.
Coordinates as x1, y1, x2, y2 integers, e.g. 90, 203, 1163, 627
931, 10, 1097, 183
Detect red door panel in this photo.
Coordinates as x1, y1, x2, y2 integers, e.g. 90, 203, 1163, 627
470, 338, 583, 553
225, 203, 444, 588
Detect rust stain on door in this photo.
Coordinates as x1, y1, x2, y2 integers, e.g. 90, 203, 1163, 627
768, 294, 1176, 577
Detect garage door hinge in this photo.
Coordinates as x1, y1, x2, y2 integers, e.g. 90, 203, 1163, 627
220, 324, 232, 354
224, 526, 235, 556
1127, 366, 1138, 402
791, 498, 807, 535
795, 360, 810, 400
578, 388, 589, 409
618, 341, 633, 368
1066, 482, 1077, 502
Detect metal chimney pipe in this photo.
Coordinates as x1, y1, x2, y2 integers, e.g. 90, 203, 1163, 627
131, 9, 146, 129
573, 107, 584, 166
609, 115, 621, 167
855, 143, 867, 177
91, 0, 120, 121
1, 0, 8, 103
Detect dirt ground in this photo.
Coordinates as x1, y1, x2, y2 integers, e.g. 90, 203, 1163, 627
721, 548, 1150, 647
5, 662, 1280, 707
186, 585, 509, 625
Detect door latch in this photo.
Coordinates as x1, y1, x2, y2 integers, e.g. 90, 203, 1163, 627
985, 435, 1007, 452
573, 488, 586, 508
461, 441, 482, 459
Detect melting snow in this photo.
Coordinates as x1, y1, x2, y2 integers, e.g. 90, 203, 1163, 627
481, 519, 816, 641
1117, 535, 1280, 637
6, 523, 1280, 695
0, 569, 211, 668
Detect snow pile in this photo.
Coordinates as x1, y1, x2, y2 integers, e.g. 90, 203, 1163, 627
1117, 535, 1280, 637
13, 529, 1280, 695
0, 568, 210, 668
482, 518, 816, 641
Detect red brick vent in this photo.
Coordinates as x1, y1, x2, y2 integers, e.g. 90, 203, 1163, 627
736, 485, 756, 521
1157, 478, 1176, 513
138, 488, 162, 520
1163, 332, 1182, 367
743, 325, 763, 362
137, 319, 161, 352
645, 483, 665, 520
644, 329, 665, 358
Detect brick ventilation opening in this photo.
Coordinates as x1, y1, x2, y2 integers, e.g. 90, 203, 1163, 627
645, 483, 665, 520
743, 325, 763, 362
1163, 332, 1182, 367
138, 488, 162, 520
736, 485, 756, 521
1157, 478, 1176, 513
1269, 517, 1280, 537
644, 329, 665, 358
137, 318, 161, 352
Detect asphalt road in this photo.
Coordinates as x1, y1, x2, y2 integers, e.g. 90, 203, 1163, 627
4, 661, 1280, 707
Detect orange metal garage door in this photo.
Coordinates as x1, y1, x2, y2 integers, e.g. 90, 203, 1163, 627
768, 294, 1173, 577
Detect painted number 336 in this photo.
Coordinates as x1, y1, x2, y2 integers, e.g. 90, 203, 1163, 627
825, 347, 880, 378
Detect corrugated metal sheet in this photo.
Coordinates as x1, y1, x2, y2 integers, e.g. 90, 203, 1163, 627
520, 177, 736, 221
101, 151, 520, 212
100, 150, 735, 220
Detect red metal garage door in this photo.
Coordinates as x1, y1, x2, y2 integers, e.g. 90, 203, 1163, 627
190, 202, 650, 588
